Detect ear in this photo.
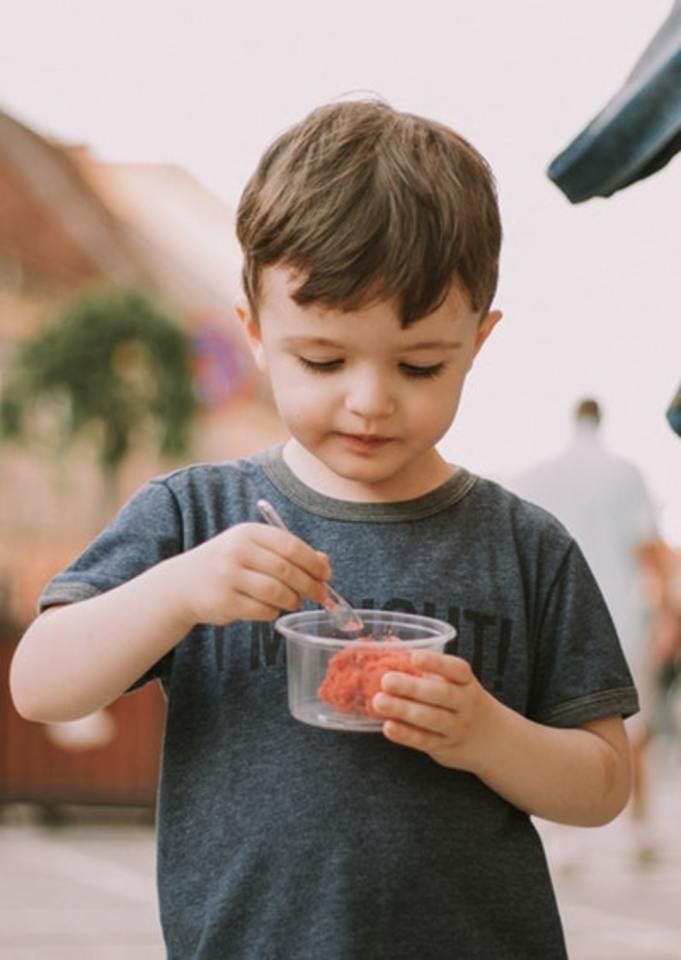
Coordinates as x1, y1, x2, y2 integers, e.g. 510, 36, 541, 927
235, 296, 268, 373
473, 309, 502, 357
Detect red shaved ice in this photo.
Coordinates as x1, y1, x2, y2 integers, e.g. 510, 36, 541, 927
317, 637, 422, 718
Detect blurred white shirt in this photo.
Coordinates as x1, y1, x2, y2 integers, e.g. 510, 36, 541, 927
509, 421, 657, 658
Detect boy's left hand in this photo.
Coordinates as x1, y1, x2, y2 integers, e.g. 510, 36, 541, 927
371, 650, 496, 772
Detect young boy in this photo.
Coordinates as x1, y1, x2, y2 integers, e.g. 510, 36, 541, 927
11, 100, 636, 959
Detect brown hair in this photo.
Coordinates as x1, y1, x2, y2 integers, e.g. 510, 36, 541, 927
575, 397, 601, 424
236, 99, 502, 326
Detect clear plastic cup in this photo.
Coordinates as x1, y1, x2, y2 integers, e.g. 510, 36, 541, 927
275, 609, 456, 732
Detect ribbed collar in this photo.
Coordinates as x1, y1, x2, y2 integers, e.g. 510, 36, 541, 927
257, 445, 477, 523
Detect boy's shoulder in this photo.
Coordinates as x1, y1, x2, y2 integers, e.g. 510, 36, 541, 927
467, 472, 575, 551
150, 457, 245, 488
147, 449, 271, 500
121, 450, 276, 535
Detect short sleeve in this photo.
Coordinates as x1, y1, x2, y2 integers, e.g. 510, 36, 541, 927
527, 542, 639, 727
38, 478, 183, 687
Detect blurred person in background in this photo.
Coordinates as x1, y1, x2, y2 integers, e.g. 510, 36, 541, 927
639, 540, 681, 750
511, 397, 659, 864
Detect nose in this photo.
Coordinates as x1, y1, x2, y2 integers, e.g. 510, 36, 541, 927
344, 368, 396, 421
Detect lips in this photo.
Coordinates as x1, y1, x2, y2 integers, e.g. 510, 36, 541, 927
337, 432, 394, 451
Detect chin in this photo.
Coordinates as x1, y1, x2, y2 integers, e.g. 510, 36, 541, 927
323, 450, 407, 486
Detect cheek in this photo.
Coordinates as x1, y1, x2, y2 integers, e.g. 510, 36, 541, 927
407, 377, 464, 435
271, 374, 332, 425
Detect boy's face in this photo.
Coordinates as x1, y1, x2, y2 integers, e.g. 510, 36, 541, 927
238, 266, 500, 500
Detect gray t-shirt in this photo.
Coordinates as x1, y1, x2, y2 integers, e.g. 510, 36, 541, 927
39, 446, 638, 960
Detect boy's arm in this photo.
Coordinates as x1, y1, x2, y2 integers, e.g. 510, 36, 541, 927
11, 554, 194, 722
473, 708, 629, 827
11, 523, 330, 723
372, 651, 631, 827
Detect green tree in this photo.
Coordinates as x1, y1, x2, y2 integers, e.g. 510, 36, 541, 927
1, 287, 198, 509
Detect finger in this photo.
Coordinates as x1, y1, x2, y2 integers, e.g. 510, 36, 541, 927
372, 691, 452, 736
410, 651, 472, 684
231, 590, 283, 621
379, 671, 456, 710
243, 542, 328, 604
251, 525, 332, 581
381, 718, 446, 752
236, 568, 302, 613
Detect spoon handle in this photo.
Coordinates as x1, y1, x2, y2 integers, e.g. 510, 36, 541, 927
255, 499, 364, 633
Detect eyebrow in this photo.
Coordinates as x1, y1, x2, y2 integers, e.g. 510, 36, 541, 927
403, 340, 463, 351
281, 336, 462, 351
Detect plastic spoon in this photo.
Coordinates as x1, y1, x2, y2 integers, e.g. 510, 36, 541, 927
256, 499, 365, 634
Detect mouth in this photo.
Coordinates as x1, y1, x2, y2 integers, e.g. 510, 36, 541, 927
337, 432, 395, 451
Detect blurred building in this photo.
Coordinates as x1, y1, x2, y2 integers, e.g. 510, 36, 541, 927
0, 106, 286, 631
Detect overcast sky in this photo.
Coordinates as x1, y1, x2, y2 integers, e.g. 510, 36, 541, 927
3, 0, 680, 539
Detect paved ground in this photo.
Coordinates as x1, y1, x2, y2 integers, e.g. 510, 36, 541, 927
1, 747, 680, 959
537, 746, 681, 960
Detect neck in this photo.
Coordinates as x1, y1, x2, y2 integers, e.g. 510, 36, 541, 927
572, 419, 601, 445
282, 439, 455, 502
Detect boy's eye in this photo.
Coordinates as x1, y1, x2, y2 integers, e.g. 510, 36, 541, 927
297, 357, 447, 378
297, 357, 344, 373
399, 362, 446, 379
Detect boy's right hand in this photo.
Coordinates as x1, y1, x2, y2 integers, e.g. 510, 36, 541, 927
175, 523, 332, 627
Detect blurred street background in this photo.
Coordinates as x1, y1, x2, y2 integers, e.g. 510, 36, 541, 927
2, 1, 680, 958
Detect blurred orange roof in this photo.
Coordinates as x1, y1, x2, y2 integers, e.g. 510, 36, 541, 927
1, 107, 244, 325
78, 159, 244, 319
